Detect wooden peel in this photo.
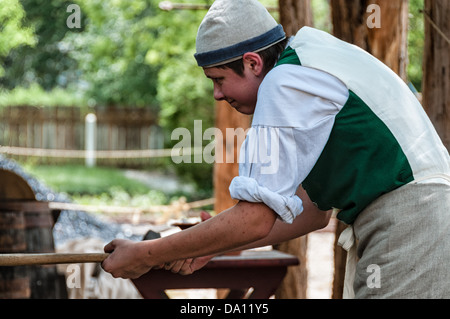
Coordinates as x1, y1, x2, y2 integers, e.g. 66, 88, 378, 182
0, 253, 109, 266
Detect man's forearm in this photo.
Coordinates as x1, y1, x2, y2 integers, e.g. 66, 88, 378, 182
161, 194, 331, 276
102, 186, 330, 279
154, 185, 331, 260
230, 208, 331, 252
227, 186, 332, 251
145, 201, 277, 265
103, 201, 277, 278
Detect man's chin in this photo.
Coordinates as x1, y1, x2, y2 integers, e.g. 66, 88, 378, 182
230, 104, 255, 115
237, 108, 255, 115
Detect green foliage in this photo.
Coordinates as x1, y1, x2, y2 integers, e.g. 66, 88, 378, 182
311, 0, 332, 32
407, 0, 424, 91
155, 49, 215, 190
144, 0, 216, 190
0, 83, 86, 107
0, 0, 80, 89
61, 0, 160, 108
0, 0, 36, 77
24, 164, 175, 209
25, 164, 151, 195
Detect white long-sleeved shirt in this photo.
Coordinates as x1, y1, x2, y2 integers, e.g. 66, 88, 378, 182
229, 64, 349, 223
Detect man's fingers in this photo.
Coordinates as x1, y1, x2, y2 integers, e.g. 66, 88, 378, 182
163, 259, 194, 274
103, 240, 118, 253
164, 261, 176, 270
154, 263, 165, 270
174, 258, 193, 274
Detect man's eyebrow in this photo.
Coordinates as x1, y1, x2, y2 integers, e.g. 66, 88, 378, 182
205, 75, 223, 80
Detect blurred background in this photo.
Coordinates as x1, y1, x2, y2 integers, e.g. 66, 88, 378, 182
0, 0, 425, 208
1, 0, 442, 299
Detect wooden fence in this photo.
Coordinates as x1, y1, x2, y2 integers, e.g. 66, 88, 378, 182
0, 105, 163, 165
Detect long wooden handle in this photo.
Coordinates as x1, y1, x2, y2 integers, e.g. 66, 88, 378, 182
0, 253, 109, 266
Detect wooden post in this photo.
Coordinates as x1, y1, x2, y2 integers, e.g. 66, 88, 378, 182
273, 0, 313, 299
278, 0, 313, 36
213, 101, 251, 215
213, 101, 250, 299
331, 0, 409, 80
330, 0, 409, 299
422, 0, 450, 148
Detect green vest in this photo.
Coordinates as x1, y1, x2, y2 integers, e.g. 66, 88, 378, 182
276, 27, 449, 224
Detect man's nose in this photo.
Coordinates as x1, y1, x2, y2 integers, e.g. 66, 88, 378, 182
213, 85, 225, 101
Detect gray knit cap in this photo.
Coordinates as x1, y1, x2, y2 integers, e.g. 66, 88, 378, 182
195, 0, 286, 68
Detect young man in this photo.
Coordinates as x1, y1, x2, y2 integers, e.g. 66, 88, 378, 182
102, 0, 450, 298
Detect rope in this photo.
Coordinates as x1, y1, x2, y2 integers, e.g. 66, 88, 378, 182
422, 9, 450, 46
49, 198, 214, 215
49, 198, 215, 224
158, 1, 278, 12
0, 145, 204, 159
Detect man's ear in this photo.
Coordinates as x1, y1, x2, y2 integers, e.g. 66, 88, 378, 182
242, 52, 264, 76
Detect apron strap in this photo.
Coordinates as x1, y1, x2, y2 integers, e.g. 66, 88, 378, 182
338, 225, 357, 299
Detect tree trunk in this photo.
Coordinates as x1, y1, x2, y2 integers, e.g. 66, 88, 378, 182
213, 101, 250, 299
273, 0, 313, 300
331, 0, 409, 80
422, 0, 450, 149
330, 0, 409, 299
213, 101, 251, 215
278, 0, 313, 36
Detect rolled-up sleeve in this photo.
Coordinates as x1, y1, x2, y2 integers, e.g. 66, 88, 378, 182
229, 176, 303, 224
229, 126, 304, 224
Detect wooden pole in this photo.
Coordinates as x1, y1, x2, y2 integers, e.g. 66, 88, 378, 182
0, 253, 109, 266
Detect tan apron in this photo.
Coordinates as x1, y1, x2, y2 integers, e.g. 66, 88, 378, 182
338, 175, 450, 299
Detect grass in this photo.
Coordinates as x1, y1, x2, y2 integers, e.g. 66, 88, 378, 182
22, 164, 173, 208
25, 164, 150, 196
21, 163, 214, 214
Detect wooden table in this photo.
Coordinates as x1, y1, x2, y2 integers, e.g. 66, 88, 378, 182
132, 250, 299, 299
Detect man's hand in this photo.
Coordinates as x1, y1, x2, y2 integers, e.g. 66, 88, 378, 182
102, 202, 277, 280
102, 239, 160, 279
164, 255, 214, 275
164, 211, 214, 275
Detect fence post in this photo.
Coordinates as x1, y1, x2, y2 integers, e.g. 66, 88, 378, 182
85, 113, 97, 167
